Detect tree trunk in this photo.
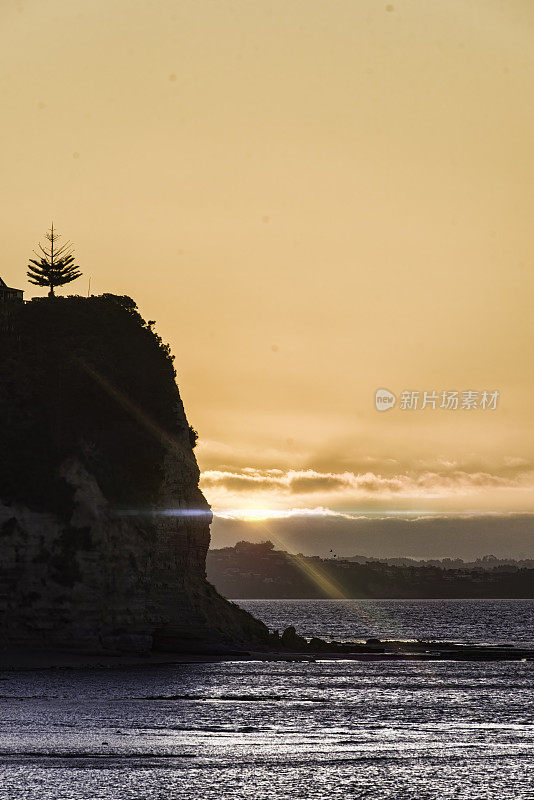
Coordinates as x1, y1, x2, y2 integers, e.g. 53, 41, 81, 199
49, 284, 55, 298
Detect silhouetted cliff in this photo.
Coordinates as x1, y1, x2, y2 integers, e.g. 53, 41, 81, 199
0, 295, 268, 654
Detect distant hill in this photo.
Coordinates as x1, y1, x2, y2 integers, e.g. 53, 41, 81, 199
347, 554, 534, 571
207, 541, 534, 599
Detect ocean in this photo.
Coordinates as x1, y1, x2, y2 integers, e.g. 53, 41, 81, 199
237, 598, 534, 646
0, 599, 533, 799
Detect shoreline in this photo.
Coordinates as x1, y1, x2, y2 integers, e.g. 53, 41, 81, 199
1, 640, 533, 671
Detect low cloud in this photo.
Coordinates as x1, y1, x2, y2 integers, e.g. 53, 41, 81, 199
209, 512, 534, 560
200, 466, 531, 499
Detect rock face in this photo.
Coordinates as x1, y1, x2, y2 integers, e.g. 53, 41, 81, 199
0, 295, 268, 654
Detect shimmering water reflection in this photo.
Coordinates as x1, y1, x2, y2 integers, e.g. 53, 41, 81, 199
1, 600, 534, 798
0, 658, 533, 798
236, 598, 534, 645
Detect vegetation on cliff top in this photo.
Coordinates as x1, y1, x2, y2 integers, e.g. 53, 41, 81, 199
0, 294, 197, 517
27, 224, 82, 297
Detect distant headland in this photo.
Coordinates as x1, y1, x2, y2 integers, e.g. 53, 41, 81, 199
207, 540, 534, 599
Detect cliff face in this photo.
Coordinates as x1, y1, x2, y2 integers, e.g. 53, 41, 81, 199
0, 295, 267, 654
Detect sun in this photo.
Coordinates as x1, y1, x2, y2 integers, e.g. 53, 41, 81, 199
213, 507, 346, 522
234, 509, 276, 522
215, 508, 294, 522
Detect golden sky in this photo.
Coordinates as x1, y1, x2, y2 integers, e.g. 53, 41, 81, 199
2, 0, 533, 519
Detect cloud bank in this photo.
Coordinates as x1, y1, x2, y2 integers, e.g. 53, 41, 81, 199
209, 512, 534, 561
200, 465, 534, 514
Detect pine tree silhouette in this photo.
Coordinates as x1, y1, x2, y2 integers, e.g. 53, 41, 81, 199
27, 224, 82, 297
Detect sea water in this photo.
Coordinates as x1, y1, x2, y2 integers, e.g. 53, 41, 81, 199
237, 598, 534, 646
0, 599, 532, 799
